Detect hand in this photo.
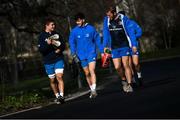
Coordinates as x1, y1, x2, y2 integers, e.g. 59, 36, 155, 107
101, 53, 104, 58
55, 49, 61, 54
104, 47, 108, 53
72, 54, 80, 63
104, 47, 111, 54
46, 39, 52, 45
51, 40, 57, 45
132, 46, 137, 53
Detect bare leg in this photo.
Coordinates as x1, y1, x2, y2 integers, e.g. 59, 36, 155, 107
56, 73, 64, 96
122, 56, 132, 84
112, 58, 126, 80
83, 66, 92, 87
89, 61, 96, 85
49, 77, 59, 96
132, 55, 141, 77
129, 56, 135, 77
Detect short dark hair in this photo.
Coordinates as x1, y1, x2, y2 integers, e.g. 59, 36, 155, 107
118, 11, 126, 16
106, 6, 116, 13
44, 18, 55, 26
74, 12, 85, 21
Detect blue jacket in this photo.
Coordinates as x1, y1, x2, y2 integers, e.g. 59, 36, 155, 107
38, 31, 65, 64
128, 19, 142, 47
69, 24, 103, 60
103, 14, 138, 49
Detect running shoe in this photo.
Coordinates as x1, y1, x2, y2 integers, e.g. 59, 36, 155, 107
126, 84, 133, 92
89, 90, 97, 99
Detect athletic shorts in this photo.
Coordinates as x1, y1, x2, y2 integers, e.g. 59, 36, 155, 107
80, 57, 96, 68
111, 47, 130, 59
44, 59, 64, 78
130, 48, 140, 56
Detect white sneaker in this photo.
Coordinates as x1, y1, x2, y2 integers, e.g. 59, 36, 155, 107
126, 84, 133, 92
89, 90, 97, 98
122, 84, 128, 92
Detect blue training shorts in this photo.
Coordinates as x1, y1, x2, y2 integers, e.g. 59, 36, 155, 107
80, 56, 96, 68
44, 59, 64, 78
111, 47, 130, 59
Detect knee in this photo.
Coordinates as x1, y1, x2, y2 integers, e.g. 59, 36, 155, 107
115, 66, 121, 72
49, 78, 56, 84
89, 69, 95, 75
84, 71, 90, 77
133, 62, 139, 67
56, 75, 63, 82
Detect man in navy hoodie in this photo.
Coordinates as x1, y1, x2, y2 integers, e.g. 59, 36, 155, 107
69, 12, 103, 98
38, 18, 65, 104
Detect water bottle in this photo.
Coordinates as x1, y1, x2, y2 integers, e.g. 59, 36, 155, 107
105, 48, 111, 54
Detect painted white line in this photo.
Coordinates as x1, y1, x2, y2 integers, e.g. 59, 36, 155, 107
0, 106, 42, 118
65, 90, 90, 101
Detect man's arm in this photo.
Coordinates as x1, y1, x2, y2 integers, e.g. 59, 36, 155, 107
103, 17, 111, 49
93, 28, 103, 54
69, 30, 76, 55
134, 21, 142, 39
38, 34, 51, 55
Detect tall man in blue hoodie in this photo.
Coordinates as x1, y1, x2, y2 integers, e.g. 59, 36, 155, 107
119, 11, 143, 87
38, 18, 65, 104
128, 19, 143, 86
103, 7, 137, 92
69, 12, 103, 98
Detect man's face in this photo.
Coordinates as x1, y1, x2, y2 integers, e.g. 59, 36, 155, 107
46, 22, 55, 32
76, 18, 84, 27
106, 11, 115, 20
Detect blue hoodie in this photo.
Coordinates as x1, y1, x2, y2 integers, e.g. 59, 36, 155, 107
128, 19, 142, 47
69, 24, 103, 60
103, 14, 138, 49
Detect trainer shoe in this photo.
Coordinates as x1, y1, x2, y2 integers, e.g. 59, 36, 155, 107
122, 81, 128, 92
89, 90, 97, 99
132, 82, 138, 88
54, 98, 61, 104
138, 77, 144, 87
122, 84, 128, 92
58, 96, 65, 104
54, 96, 65, 104
125, 84, 133, 93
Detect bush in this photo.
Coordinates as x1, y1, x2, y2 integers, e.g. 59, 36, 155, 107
0, 90, 47, 115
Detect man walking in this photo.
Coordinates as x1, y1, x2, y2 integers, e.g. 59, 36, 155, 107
103, 7, 137, 92
38, 18, 65, 104
69, 12, 103, 98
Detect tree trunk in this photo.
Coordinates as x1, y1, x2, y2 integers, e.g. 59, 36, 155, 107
11, 27, 18, 85
163, 31, 168, 49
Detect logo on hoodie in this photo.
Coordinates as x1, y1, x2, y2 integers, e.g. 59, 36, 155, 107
77, 35, 81, 38
85, 33, 90, 38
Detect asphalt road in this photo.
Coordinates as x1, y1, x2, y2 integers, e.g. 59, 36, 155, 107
2, 57, 180, 119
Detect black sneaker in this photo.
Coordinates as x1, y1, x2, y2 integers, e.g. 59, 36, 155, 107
132, 82, 138, 88
58, 96, 65, 104
138, 77, 144, 87
54, 98, 61, 104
